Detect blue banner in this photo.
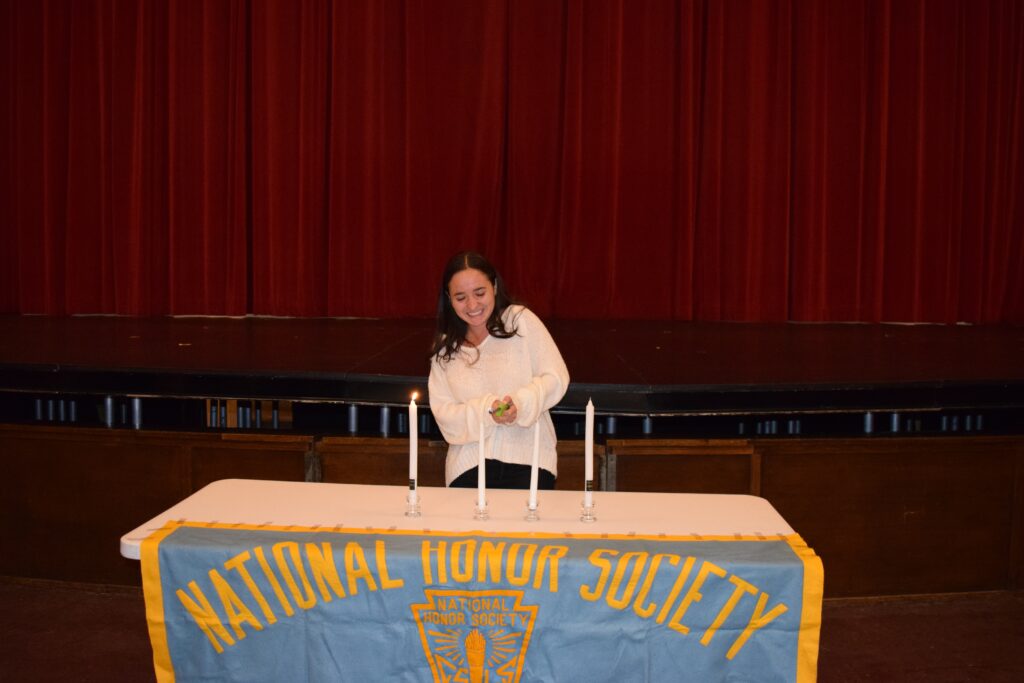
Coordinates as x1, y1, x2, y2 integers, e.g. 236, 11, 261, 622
142, 523, 822, 682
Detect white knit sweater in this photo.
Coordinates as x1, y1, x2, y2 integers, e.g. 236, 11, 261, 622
428, 305, 570, 485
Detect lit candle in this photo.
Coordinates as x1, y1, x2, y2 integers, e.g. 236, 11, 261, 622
529, 421, 540, 508
478, 415, 486, 510
409, 393, 418, 504
584, 399, 594, 507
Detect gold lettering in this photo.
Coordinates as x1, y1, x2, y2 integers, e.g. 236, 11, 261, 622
634, 554, 678, 619
655, 556, 695, 624
533, 545, 568, 592
344, 542, 379, 594
701, 574, 758, 646
726, 592, 789, 660
580, 549, 617, 602
224, 550, 277, 625
668, 560, 728, 635
451, 540, 475, 582
606, 551, 649, 610
272, 541, 316, 610
305, 542, 346, 601
254, 546, 294, 616
477, 541, 505, 583
421, 541, 447, 585
376, 540, 404, 589
176, 581, 235, 653
506, 543, 536, 587
209, 569, 263, 640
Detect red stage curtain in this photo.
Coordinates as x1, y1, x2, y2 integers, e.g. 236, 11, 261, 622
1, 0, 1022, 322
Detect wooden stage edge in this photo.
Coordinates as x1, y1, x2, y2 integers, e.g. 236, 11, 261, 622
1, 314, 1022, 418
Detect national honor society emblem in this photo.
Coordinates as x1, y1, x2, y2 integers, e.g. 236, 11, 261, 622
412, 589, 538, 682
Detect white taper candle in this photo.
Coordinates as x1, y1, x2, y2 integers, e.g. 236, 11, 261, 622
478, 415, 486, 509
408, 394, 418, 503
529, 421, 540, 508
584, 399, 594, 507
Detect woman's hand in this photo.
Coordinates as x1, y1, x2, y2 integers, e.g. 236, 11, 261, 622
490, 396, 517, 425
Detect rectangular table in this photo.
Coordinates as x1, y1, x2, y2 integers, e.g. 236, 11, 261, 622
123, 479, 822, 682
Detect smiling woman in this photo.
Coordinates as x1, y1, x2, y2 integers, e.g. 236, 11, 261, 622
428, 252, 570, 489
447, 268, 497, 347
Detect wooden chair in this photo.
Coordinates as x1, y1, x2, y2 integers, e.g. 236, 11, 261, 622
554, 439, 606, 491
604, 438, 757, 494
316, 436, 448, 487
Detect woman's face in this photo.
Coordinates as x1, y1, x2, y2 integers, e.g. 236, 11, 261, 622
447, 267, 495, 335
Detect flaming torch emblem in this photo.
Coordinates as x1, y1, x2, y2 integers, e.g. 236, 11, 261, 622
466, 629, 486, 683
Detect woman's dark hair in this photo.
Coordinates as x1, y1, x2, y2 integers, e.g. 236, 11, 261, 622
430, 251, 519, 362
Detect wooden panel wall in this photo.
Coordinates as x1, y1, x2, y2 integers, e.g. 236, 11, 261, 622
0, 425, 311, 585
756, 437, 1024, 598
318, 437, 448, 487
605, 435, 1024, 598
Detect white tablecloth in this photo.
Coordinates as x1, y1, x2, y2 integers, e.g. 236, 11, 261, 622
121, 478, 794, 559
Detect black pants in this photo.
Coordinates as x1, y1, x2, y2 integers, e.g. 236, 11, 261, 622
449, 459, 556, 490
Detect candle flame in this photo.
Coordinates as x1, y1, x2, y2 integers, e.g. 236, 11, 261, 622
411, 391, 419, 401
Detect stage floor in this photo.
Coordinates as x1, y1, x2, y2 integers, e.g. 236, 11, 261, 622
1, 315, 1022, 422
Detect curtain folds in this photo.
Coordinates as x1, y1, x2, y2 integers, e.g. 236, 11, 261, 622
1, 0, 1021, 322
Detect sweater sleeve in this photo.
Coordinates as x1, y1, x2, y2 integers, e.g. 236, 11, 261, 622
428, 357, 497, 445
510, 308, 570, 427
